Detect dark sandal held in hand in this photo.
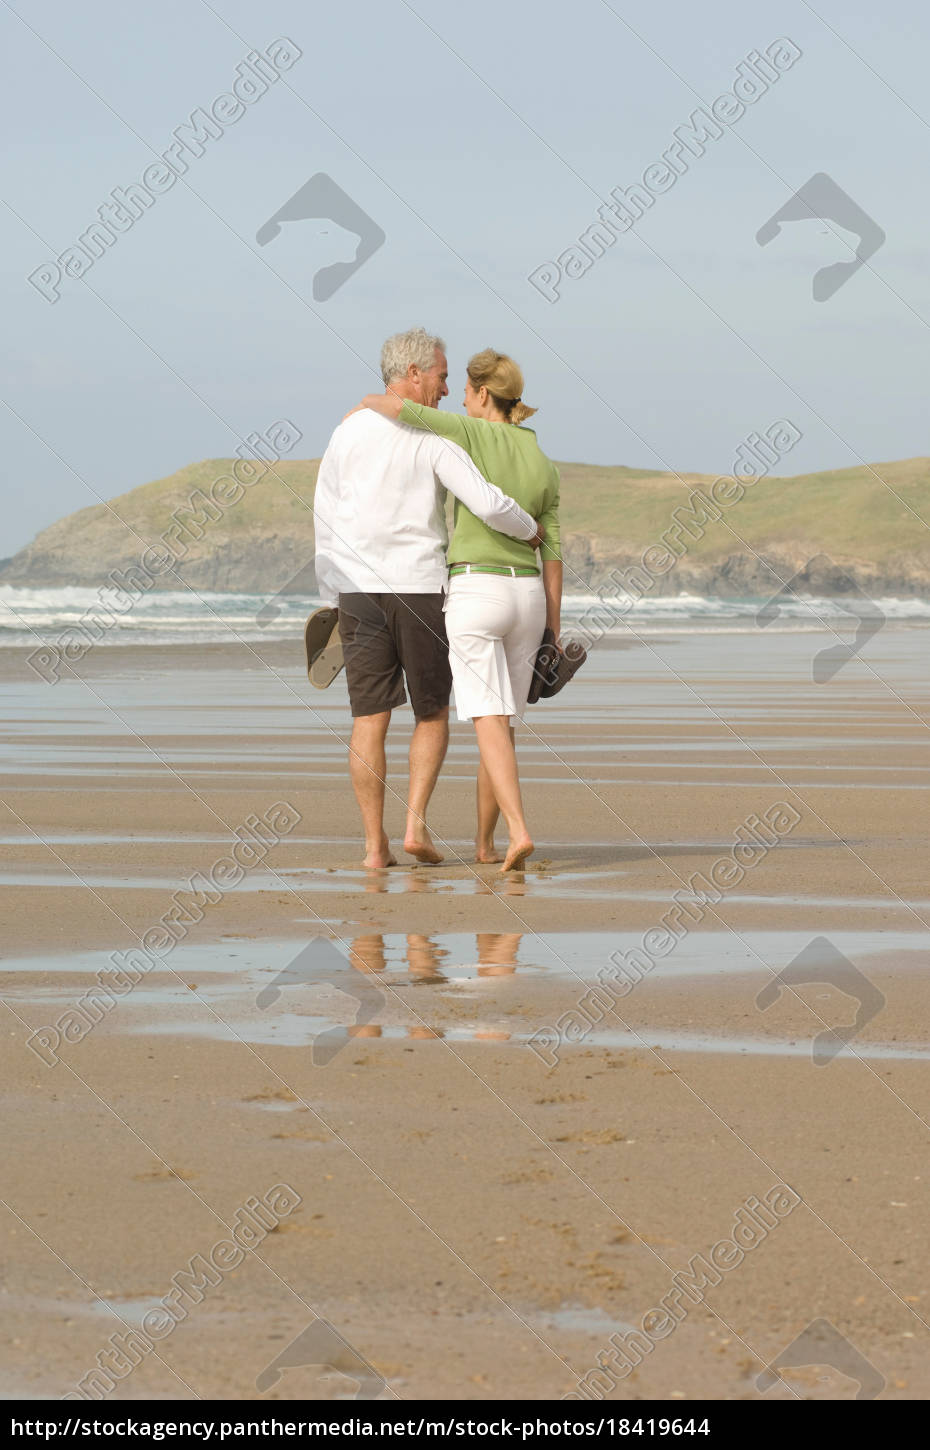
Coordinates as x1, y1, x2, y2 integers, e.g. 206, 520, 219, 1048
304, 607, 344, 689
527, 628, 587, 702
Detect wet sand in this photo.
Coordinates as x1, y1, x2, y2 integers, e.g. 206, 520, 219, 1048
1, 629, 929, 1401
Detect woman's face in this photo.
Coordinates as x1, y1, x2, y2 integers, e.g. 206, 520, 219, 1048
464, 377, 490, 418
464, 377, 482, 417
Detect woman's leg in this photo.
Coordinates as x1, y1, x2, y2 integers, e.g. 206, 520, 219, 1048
445, 576, 529, 867
477, 578, 546, 870
475, 753, 501, 862
472, 715, 533, 871
476, 727, 519, 861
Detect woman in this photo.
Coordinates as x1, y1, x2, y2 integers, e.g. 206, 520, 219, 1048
358, 348, 562, 873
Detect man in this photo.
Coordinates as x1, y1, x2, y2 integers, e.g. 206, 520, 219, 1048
314, 327, 542, 869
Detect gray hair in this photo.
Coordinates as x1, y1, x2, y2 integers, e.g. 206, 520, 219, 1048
380, 327, 446, 385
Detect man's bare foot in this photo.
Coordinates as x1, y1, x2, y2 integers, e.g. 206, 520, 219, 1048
362, 834, 396, 869
501, 836, 534, 873
475, 841, 502, 864
403, 827, 444, 864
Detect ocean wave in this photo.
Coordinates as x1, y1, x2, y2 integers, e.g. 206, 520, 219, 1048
561, 591, 930, 619
2, 583, 929, 649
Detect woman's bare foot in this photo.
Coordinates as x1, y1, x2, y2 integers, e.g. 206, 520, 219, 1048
501, 836, 534, 873
475, 840, 503, 864
403, 827, 444, 864
362, 834, 396, 869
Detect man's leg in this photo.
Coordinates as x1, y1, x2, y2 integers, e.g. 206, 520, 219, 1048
404, 706, 449, 863
348, 711, 396, 868
392, 592, 453, 865
338, 593, 405, 869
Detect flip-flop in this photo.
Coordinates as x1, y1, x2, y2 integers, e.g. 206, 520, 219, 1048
539, 637, 587, 698
304, 607, 344, 689
527, 629, 587, 702
527, 628, 559, 704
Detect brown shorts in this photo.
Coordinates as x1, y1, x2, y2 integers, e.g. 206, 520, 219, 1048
337, 592, 452, 719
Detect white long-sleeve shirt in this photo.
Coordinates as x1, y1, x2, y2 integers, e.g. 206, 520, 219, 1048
313, 410, 537, 605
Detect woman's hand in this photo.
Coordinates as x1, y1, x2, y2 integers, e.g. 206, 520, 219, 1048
363, 391, 405, 419
343, 392, 405, 423
530, 521, 546, 549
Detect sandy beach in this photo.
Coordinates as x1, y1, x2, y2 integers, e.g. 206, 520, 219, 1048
1, 627, 929, 1402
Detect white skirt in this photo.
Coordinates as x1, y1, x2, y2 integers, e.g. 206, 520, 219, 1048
444, 572, 547, 724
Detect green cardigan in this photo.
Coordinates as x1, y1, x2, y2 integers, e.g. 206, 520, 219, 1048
399, 401, 561, 569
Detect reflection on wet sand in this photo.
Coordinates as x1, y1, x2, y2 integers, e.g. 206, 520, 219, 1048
342, 931, 523, 1041
346, 1024, 448, 1040
361, 868, 532, 897
348, 932, 448, 982
347, 931, 522, 981
344, 1022, 511, 1043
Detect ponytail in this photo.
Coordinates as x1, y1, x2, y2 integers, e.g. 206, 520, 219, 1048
508, 399, 537, 426
467, 348, 538, 426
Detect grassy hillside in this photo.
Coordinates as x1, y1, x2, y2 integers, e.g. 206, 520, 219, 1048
554, 456, 930, 566
2, 451, 929, 594
34, 457, 323, 557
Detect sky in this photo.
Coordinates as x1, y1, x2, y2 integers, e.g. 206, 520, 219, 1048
2, 0, 929, 556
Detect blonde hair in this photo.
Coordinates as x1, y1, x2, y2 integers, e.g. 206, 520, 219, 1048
466, 348, 537, 425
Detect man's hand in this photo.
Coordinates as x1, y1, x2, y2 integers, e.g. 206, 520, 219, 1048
530, 521, 546, 550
